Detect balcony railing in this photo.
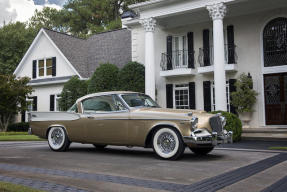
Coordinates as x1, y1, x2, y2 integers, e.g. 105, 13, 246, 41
198, 44, 238, 67
160, 50, 195, 71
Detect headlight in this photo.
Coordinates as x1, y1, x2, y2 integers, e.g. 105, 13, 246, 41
220, 116, 226, 127
190, 116, 198, 130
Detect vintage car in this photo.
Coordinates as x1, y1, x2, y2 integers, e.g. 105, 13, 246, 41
29, 91, 233, 160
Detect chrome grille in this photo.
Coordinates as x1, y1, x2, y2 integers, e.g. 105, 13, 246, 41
209, 116, 223, 135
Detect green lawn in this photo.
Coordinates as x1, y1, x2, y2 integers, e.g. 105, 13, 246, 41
268, 146, 287, 150
0, 181, 44, 192
0, 132, 44, 141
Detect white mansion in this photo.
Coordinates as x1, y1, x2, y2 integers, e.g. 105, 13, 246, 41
122, 0, 287, 132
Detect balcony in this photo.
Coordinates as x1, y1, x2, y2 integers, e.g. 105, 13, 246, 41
197, 44, 238, 74
160, 50, 197, 77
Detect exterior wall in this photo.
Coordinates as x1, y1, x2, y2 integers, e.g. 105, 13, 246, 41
17, 32, 76, 78
129, 7, 287, 128
32, 84, 64, 112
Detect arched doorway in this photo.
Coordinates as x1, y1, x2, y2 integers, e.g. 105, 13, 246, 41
263, 17, 287, 125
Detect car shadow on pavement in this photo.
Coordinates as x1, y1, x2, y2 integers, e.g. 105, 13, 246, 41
66, 146, 225, 161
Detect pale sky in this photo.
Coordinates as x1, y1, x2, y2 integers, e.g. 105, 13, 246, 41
0, 0, 66, 26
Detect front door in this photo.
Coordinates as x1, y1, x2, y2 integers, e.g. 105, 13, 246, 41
264, 73, 287, 125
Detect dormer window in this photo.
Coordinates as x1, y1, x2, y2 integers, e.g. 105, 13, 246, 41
32, 57, 56, 79
38, 59, 45, 77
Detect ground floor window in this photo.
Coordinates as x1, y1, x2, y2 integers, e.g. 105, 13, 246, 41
174, 84, 189, 109
211, 81, 230, 112
56, 94, 61, 111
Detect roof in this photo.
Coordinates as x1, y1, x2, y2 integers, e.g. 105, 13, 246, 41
76, 91, 139, 102
43, 28, 131, 78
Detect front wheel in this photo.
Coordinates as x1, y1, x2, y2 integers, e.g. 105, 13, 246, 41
189, 147, 214, 155
48, 127, 70, 152
152, 128, 185, 160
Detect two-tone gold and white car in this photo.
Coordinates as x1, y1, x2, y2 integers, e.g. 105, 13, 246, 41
29, 91, 233, 160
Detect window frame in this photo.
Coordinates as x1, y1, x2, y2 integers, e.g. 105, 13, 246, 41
36, 57, 53, 79
173, 84, 189, 109
81, 95, 129, 114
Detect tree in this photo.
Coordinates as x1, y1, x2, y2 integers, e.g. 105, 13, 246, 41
60, 0, 147, 37
0, 75, 32, 132
0, 22, 37, 75
88, 63, 119, 93
28, 7, 66, 33
58, 76, 88, 111
231, 73, 258, 113
118, 61, 145, 93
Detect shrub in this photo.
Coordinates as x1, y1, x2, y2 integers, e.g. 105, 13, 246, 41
118, 62, 145, 93
231, 73, 258, 113
7, 122, 30, 132
59, 76, 88, 111
211, 111, 242, 142
88, 63, 119, 93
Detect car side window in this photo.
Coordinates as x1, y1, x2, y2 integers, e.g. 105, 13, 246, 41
82, 95, 127, 114
68, 103, 78, 113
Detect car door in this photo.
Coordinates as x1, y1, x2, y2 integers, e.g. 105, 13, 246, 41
81, 95, 130, 144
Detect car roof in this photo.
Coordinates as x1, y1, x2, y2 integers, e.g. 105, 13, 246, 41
76, 91, 141, 103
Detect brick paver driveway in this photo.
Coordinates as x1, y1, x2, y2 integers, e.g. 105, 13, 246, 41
0, 141, 286, 192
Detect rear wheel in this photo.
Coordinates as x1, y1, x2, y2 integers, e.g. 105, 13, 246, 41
152, 128, 185, 160
93, 144, 107, 149
48, 127, 70, 152
189, 147, 214, 155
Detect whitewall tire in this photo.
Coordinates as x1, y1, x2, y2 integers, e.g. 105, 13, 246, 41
48, 127, 70, 152
152, 128, 185, 160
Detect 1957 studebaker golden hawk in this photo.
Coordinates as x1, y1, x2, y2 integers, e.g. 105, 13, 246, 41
29, 91, 233, 160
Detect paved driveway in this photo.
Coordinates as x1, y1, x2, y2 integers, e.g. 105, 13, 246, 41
0, 141, 286, 192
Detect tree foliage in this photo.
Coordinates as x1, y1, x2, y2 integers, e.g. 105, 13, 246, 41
118, 62, 145, 93
58, 76, 88, 111
231, 73, 258, 113
0, 75, 32, 131
0, 22, 37, 75
28, 7, 67, 33
88, 63, 119, 93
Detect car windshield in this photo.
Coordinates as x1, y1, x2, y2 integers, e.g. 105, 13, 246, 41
121, 94, 159, 108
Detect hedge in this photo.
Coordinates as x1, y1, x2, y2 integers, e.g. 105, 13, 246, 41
7, 122, 29, 132
210, 111, 242, 142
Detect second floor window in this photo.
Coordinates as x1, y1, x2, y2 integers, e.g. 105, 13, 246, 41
37, 58, 54, 77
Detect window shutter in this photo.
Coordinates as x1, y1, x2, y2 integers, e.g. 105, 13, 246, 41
227, 25, 235, 64
21, 111, 26, 122
32, 60, 37, 79
52, 57, 56, 76
33, 96, 37, 111
229, 79, 237, 114
166, 84, 173, 108
50, 95, 55, 111
203, 81, 211, 112
187, 32, 194, 69
189, 82, 196, 109
167, 36, 173, 70
203, 29, 210, 66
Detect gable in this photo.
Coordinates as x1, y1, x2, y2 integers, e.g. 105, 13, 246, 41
14, 30, 80, 79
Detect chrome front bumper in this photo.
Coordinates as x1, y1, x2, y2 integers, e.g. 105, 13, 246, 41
183, 130, 233, 146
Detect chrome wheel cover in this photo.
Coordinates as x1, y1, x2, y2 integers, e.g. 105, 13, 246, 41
157, 132, 176, 154
48, 127, 65, 150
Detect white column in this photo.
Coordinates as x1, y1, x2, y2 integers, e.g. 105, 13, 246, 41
140, 18, 156, 100
207, 3, 227, 111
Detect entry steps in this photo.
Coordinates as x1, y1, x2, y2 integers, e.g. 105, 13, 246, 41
242, 128, 287, 141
